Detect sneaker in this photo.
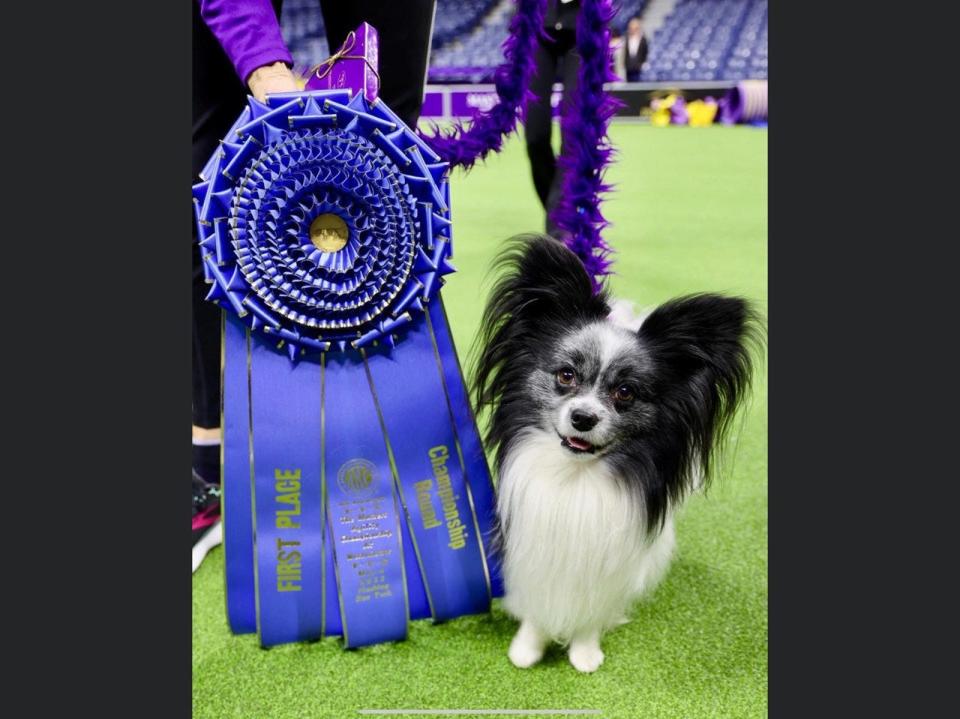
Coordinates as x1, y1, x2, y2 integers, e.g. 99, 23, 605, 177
192, 470, 222, 573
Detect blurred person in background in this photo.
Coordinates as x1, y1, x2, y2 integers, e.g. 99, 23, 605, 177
192, 0, 437, 572
610, 27, 626, 80
624, 16, 648, 82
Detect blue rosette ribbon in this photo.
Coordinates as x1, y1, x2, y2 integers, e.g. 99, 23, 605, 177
194, 89, 502, 648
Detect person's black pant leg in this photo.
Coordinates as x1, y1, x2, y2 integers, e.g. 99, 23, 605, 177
545, 40, 580, 232
191, 1, 282, 429
525, 37, 558, 210
319, 0, 437, 129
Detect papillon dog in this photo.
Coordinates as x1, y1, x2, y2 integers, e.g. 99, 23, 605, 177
473, 235, 761, 673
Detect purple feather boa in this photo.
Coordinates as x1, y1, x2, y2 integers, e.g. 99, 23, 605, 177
417, 0, 544, 170
549, 0, 622, 289
417, 0, 619, 291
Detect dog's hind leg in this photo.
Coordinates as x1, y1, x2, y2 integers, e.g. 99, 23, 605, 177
508, 619, 549, 669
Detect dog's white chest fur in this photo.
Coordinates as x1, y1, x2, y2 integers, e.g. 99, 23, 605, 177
497, 431, 676, 641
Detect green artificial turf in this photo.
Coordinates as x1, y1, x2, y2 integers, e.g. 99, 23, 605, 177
193, 123, 768, 719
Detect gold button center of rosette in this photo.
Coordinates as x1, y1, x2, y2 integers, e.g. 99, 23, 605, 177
309, 213, 349, 253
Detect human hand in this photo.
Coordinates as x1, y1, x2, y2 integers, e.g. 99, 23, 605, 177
247, 61, 300, 103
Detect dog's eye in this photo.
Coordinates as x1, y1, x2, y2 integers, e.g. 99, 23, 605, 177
556, 368, 577, 386
613, 385, 635, 403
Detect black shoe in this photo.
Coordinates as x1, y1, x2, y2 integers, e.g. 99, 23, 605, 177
192, 470, 222, 573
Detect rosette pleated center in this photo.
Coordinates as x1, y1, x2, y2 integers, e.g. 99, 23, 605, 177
193, 91, 455, 358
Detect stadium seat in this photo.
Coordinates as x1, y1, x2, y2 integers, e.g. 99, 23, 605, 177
279, 0, 767, 85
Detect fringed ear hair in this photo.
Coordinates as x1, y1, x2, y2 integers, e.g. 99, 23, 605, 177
638, 294, 764, 487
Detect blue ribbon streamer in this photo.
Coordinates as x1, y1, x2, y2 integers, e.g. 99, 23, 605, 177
323, 518, 343, 636
249, 333, 325, 646
323, 351, 409, 647
222, 313, 256, 633
364, 314, 491, 620
426, 298, 505, 597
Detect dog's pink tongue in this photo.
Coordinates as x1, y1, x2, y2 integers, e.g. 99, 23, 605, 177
567, 436, 592, 451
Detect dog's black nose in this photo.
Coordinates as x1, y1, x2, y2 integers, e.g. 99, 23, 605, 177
570, 409, 599, 432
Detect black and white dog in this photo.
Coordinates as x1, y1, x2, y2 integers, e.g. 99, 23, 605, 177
473, 235, 761, 672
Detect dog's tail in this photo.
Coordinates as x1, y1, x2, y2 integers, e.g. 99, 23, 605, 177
471, 234, 609, 426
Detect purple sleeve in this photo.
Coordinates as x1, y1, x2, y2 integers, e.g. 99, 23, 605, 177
199, 0, 294, 83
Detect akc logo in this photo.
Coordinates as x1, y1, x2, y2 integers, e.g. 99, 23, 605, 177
337, 458, 376, 498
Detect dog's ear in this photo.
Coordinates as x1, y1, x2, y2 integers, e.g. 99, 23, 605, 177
488, 233, 609, 326
638, 294, 763, 484
472, 234, 609, 410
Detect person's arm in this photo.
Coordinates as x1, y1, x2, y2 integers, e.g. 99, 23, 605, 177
198, 0, 298, 100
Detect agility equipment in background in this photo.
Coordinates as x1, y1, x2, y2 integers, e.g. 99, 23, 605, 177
193, 25, 500, 649
719, 79, 768, 125
649, 94, 719, 127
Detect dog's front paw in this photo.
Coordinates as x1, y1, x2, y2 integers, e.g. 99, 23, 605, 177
508, 622, 547, 669
568, 641, 605, 673
508, 634, 545, 669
